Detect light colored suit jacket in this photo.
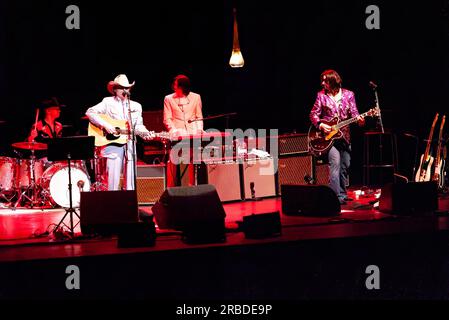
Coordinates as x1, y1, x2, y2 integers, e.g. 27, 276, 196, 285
163, 92, 203, 134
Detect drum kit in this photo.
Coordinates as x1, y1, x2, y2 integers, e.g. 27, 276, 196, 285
0, 140, 106, 209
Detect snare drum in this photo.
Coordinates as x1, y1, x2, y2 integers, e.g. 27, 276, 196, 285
40, 162, 91, 208
16, 159, 44, 188
0, 157, 17, 192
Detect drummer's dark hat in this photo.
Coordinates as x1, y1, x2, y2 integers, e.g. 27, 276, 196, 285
41, 97, 66, 110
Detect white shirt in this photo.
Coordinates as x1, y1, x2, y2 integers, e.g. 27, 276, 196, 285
86, 96, 150, 136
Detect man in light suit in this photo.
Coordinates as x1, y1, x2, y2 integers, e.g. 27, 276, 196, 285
163, 75, 204, 186
163, 74, 204, 136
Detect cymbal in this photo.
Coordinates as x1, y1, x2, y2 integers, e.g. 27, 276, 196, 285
12, 141, 47, 150
62, 124, 73, 128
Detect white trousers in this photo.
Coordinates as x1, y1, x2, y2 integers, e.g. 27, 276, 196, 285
101, 141, 136, 190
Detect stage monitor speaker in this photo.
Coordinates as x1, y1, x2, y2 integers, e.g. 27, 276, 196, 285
80, 190, 139, 236
281, 184, 341, 216
379, 181, 438, 215
278, 155, 314, 192
152, 184, 226, 243
117, 220, 156, 248
242, 211, 282, 239
136, 164, 166, 205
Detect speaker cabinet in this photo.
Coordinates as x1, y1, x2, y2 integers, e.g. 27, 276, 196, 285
315, 159, 330, 185
278, 155, 314, 188
80, 190, 139, 235
136, 164, 166, 205
204, 161, 242, 202
152, 184, 226, 243
281, 184, 341, 216
242, 158, 276, 199
278, 133, 309, 155
242, 211, 282, 239
379, 181, 438, 215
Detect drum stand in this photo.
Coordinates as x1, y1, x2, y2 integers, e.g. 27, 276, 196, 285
90, 150, 108, 191
13, 150, 43, 209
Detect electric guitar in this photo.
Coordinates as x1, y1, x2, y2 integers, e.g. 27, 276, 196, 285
308, 107, 380, 156
415, 113, 439, 182
88, 114, 171, 147
433, 114, 446, 188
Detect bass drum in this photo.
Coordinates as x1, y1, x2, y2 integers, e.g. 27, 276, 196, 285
40, 163, 91, 208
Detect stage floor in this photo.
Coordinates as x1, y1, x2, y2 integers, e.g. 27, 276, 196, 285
2, 188, 449, 300
1, 187, 449, 263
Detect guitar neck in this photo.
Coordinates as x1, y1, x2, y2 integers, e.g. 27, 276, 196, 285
423, 114, 439, 159
434, 116, 446, 163
335, 110, 370, 130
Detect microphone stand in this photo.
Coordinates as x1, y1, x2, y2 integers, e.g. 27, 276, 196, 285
125, 93, 138, 190
188, 112, 238, 127
372, 85, 384, 134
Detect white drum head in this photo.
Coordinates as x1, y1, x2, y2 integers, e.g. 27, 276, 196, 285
48, 166, 91, 208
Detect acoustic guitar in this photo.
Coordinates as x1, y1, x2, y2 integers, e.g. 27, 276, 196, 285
88, 114, 171, 147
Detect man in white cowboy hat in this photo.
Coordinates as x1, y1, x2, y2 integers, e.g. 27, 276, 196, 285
86, 74, 153, 190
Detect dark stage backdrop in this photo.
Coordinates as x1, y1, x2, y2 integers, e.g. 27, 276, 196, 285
0, 0, 448, 184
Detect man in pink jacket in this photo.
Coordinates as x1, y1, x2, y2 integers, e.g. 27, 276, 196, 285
309, 70, 365, 204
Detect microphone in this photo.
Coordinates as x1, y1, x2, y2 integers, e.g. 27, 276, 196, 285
250, 182, 256, 199
77, 180, 85, 191
304, 174, 314, 185
369, 81, 378, 89
123, 89, 131, 96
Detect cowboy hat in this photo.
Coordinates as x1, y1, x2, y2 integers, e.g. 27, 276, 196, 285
41, 97, 66, 110
107, 74, 135, 95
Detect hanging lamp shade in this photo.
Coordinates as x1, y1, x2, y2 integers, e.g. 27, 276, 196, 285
229, 8, 244, 68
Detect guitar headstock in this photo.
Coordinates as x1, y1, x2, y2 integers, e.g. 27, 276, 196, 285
367, 106, 380, 117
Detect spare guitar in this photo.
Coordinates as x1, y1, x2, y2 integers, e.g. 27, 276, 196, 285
415, 113, 439, 182
88, 114, 171, 147
308, 107, 380, 156
432, 114, 446, 188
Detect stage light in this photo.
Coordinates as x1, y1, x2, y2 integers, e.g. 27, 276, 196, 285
229, 8, 244, 68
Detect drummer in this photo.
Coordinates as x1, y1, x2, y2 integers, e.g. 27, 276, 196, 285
27, 97, 64, 143
26, 97, 65, 169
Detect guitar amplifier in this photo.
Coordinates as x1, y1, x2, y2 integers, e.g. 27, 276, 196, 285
203, 161, 242, 202
278, 154, 314, 185
278, 133, 309, 156
242, 158, 276, 199
314, 158, 330, 185
136, 164, 166, 205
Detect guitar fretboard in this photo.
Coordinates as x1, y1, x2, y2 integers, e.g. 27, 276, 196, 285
335, 110, 373, 130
